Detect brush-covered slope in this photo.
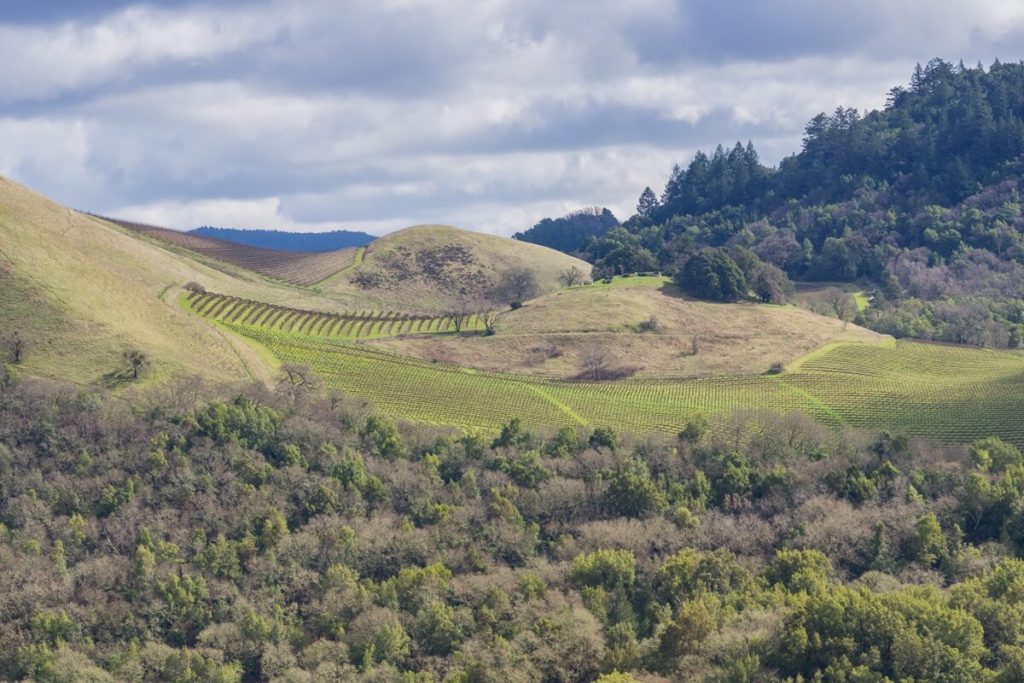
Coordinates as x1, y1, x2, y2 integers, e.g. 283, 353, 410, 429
364, 276, 888, 378
0, 177, 338, 385
318, 224, 591, 311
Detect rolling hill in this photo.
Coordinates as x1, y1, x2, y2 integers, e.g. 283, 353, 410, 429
180, 273, 1024, 445
95, 215, 587, 312
5, 174, 1024, 446
0, 177, 589, 382
0, 178, 337, 384
315, 224, 592, 311
364, 276, 885, 378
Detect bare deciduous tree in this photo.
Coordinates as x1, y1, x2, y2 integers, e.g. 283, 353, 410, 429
279, 362, 319, 390
494, 267, 539, 305
579, 344, 612, 381
481, 310, 500, 335
558, 266, 585, 288
448, 308, 473, 333
813, 287, 857, 330
3, 331, 26, 363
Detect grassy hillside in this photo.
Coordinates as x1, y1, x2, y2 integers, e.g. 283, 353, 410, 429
366, 276, 885, 378
218, 322, 1024, 444
0, 177, 592, 385
181, 278, 1023, 444
185, 275, 885, 378
317, 224, 591, 311
0, 177, 343, 384
101, 217, 586, 314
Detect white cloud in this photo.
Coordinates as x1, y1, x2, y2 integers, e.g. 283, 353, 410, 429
0, 5, 282, 102
2, 0, 1023, 237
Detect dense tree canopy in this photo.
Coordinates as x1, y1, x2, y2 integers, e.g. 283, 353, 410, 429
527, 59, 1024, 347
4, 371, 1024, 680
675, 248, 747, 301
513, 207, 619, 254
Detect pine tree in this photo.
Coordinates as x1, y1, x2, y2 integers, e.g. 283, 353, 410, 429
636, 187, 658, 217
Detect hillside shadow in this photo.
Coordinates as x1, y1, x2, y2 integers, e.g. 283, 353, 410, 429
99, 368, 139, 389
658, 281, 691, 300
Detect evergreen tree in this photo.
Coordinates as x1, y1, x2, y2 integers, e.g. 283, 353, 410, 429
636, 187, 658, 217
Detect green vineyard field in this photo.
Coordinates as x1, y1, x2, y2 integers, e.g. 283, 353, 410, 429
184, 290, 486, 339
219, 319, 1024, 444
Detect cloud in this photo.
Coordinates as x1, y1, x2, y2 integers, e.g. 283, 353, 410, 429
0, 4, 280, 103
1, 1, 1022, 236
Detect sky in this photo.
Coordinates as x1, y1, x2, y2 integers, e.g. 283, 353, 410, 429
2, 1, 1024, 236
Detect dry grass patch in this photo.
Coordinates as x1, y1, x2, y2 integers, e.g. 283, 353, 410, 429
365, 279, 887, 378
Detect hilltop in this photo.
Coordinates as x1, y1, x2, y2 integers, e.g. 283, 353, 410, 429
104, 215, 587, 312
315, 224, 591, 311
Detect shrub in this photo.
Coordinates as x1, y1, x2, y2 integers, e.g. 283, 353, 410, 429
588, 426, 617, 451
765, 548, 833, 594
570, 549, 637, 591
605, 460, 667, 518
676, 248, 747, 301
361, 416, 407, 459
654, 548, 749, 606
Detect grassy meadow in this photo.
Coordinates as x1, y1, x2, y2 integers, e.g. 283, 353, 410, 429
215, 318, 1024, 444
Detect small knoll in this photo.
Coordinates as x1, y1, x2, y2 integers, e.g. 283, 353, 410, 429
363, 276, 888, 379
317, 224, 591, 311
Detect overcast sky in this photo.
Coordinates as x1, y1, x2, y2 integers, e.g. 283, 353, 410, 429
2, 1, 1023, 236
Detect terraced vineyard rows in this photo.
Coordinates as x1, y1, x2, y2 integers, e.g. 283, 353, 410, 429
99, 215, 358, 286
186, 290, 486, 339
220, 323, 1024, 444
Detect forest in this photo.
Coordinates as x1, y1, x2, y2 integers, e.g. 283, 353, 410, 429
4, 368, 1024, 681
517, 59, 1024, 347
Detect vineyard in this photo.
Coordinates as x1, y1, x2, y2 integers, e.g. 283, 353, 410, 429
98, 215, 358, 286
218, 320, 1024, 444
185, 290, 487, 339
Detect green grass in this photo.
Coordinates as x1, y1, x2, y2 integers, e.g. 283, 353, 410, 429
584, 274, 671, 289
216, 321, 1024, 444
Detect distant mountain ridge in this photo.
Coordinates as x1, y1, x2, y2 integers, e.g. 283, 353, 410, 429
189, 226, 374, 252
